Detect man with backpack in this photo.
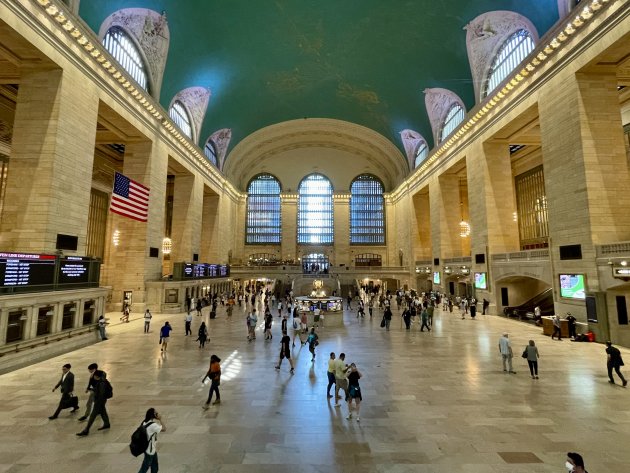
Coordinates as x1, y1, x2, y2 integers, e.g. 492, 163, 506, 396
77, 370, 111, 436
131, 408, 165, 472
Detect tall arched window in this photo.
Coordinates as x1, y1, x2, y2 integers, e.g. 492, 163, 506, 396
350, 174, 385, 245
204, 139, 218, 166
246, 174, 282, 244
483, 30, 535, 98
169, 101, 192, 139
414, 142, 428, 168
440, 104, 465, 142
298, 174, 333, 244
102, 26, 149, 92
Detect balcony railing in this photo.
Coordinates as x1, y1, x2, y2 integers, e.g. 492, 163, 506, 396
596, 241, 630, 258
443, 256, 472, 264
492, 249, 550, 262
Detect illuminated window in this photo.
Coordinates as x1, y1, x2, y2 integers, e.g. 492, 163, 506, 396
204, 139, 218, 166
414, 142, 428, 168
440, 104, 465, 142
483, 30, 535, 98
515, 165, 549, 250
298, 174, 333, 244
103, 26, 149, 92
169, 101, 192, 138
246, 174, 281, 244
350, 174, 385, 245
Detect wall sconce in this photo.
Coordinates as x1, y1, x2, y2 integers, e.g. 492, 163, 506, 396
112, 230, 121, 247
162, 237, 172, 255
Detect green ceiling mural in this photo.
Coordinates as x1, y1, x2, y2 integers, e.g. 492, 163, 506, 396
79, 0, 559, 162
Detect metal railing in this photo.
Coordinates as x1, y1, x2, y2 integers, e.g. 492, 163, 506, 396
492, 249, 550, 262
443, 256, 472, 264
597, 242, 630, 257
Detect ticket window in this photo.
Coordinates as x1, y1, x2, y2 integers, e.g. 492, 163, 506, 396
83, 300, 95, 325
61, 303, 75, 330
36, 307, 54, 336
6, 310, 26, 343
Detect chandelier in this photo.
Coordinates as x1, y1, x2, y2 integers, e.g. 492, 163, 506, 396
162, 237, 172, 255
459, 220, 471, 238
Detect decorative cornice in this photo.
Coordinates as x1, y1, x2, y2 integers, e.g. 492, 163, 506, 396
169, 86, 210, 144
399, 129, 426, 170
424, 88, 466, 146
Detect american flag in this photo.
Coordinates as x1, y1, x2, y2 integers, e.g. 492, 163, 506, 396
109, 172, 150, 222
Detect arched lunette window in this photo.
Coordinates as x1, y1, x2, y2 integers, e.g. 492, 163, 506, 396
483, 29, 535, 99
246, 174, 282, 244
204, 139, 218, 166
350, 174, 385, 245
169, 101, 192, 139
298, 174, 333, 244
414, 142, 429, 168
102, 26, 149, 92
440, 104, 465, 142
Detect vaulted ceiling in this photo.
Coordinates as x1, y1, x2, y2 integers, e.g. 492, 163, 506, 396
79, 0, 559, 168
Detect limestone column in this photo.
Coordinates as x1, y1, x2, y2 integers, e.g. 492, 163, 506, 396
280, 193, 298, 262
0, 66, 99, 253
200, 190, 219, 263
413, 190, 432, 261
429, 174, 462, 261
0, 309, 8, 345
75, 299, 85, 328
333, 193, 350, 266
170, 174, 204, 263
539, 70, 630, 316
103, 140, 168, 310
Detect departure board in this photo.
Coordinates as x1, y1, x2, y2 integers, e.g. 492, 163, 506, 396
174, 262, 230, 280
0, 253, 57, 287
57, 256, 90, 285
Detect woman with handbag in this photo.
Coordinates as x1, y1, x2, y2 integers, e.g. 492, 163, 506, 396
202, 354, 221, 408
346, 363, 362, 421
524, 340, 540, 379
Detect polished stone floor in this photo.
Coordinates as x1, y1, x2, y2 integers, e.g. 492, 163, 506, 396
1, 304, 629, 473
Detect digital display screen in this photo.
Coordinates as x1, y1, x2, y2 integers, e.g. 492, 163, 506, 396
57, 257, 90, 285
207, 265, 218, 277
219, 265, 228, 277
183, 264, 193, 278
474, 272, 487, 290
0, 253, 56, 287
193, 264, 206, 278
559, 274, 586, 299
433, 272, 441, 285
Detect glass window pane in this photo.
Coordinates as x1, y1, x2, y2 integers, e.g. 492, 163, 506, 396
414, 142, 428, 168
298, 174, 334, 244
440, 105, 465, 142
484, 30, 535, 98
246, 174, 282, 244
204, 140, 218, 166
350, 174, 385, 245
102, 26, 149, 92
169, 101, 192, 139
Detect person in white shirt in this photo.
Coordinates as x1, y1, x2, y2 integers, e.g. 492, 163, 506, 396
498, 332, 516, 374
184, 312, 193, 336
144, 310, 152, 334
138, 408, 165, 473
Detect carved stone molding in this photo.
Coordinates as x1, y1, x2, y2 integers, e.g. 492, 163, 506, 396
208, 128, 232, 170
465, 11, 538, 103
558, 0, 579, 18
423, 88, 466, 145
399, 129, 426, 170
98, 9, 170, 99
170, 87, 211, 145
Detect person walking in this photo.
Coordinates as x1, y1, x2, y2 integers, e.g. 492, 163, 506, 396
247, 309, 257, 342
326, 352, 336, 398
202, 354, 222, 408
136, 408, 165, 473
566, 312, 577, 339
551, 314, 562, 340
469, 299, 477, 319
402, 308, 411, 330
275, 330, 295, 374
98, 315, 108, 340
196, 299, 203, 317
78, 363, 99, 422
76, 370, 110, 436
383, 306, 392, 331
524, 340, 540, 379
498, 332, 516, 374
307, 327, 319, 361
566, 452, 588, 473
427, 303, 435, 326
334, 353, 349, 407
606, 341, 627, 386
143, 309, 152, 333
185, 312, 193, 336
345, 363, 362, 421
197, 321, 208, 349
420, 307, 431, 332
264, 311, 273, 340
482, 298, 489, 315
159, 322, 172, 352
49, 363, 78, 419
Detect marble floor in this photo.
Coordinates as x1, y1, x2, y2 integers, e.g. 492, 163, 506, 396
1, 304, 629, 473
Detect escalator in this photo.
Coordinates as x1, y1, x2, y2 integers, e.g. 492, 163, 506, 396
503, 288, 554, 321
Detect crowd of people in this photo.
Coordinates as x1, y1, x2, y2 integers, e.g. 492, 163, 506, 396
45, 283, 603, 472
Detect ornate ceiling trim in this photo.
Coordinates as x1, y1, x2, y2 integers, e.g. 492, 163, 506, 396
208, 128, 232, 171
399, 129, 426, 170
98, 8, 170, 100
465, 11, 539, 103
225, 118, 407, 191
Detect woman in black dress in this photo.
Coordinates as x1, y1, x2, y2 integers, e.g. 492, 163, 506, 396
197, 322, 208, 349
346, 363, 362, 421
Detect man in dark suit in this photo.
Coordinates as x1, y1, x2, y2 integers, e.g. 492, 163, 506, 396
49, 363, 78, 419
77, 370, 110, 436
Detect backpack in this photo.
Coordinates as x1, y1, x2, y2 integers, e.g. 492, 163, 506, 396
102, 379, 113, 399
129, 421, 153, 457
